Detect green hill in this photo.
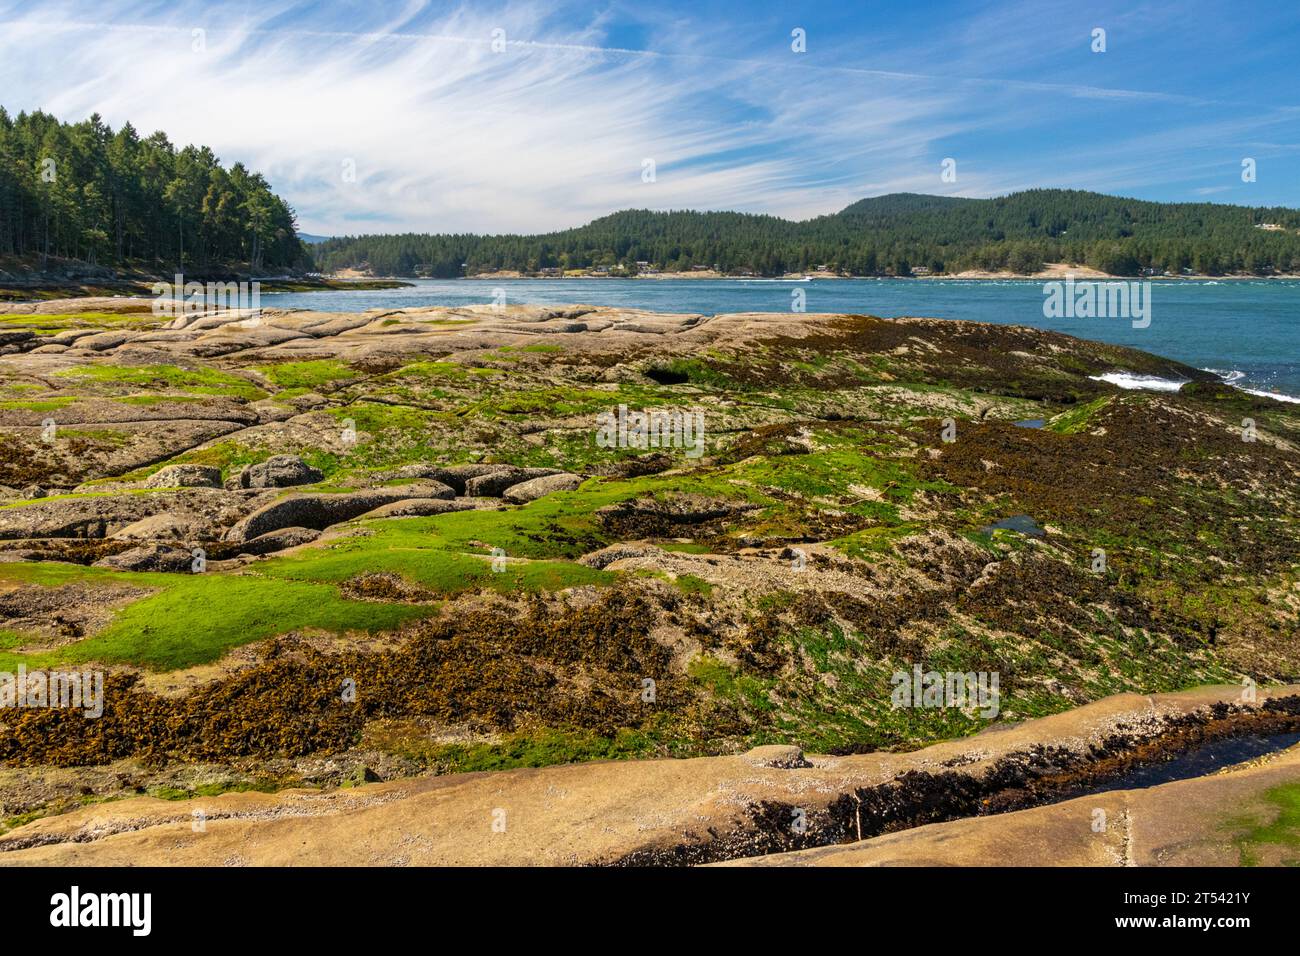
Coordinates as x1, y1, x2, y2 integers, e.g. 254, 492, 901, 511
314, 189, 1300, 278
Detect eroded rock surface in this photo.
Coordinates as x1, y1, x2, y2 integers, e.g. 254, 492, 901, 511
0, 301, 1296, 865
1, 687, 1295, 866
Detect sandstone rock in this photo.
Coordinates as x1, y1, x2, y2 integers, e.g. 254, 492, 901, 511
357, 498, 483, 520
372, 463, 449, 482
73, 330, 132, 351
94, 544, 196, 573
394, 463, 506, 494
577, 543, 664, 570
238, 455, 324, 489
224, 483, 456, 542
236, 526, 321, 556
282, 392, 329, 411
589, 452, 676, 478
0, 488, 264, 540
143, 464, 223, 489
502, 472, 583, 503
463, 467, 561, 497
742, 745, 810, 769
111, 513, 199, 541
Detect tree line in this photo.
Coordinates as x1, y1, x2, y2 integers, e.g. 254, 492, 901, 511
313, 189, 1300, 278
0, 108, 305, 273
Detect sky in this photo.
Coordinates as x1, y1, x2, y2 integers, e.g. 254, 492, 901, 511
1, 0, 1298, 236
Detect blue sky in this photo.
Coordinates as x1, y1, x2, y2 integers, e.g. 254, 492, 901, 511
1, 0, 1297, 234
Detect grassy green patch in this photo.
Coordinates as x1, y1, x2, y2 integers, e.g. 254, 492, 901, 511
688, 655, 775, 715
1047, 396, 1113, 434
0, 563, 430, 671
410, 726, 660, 773
256, 359, 358, 390
259, 534, 612, 596
673, 573, 714, 597
1227, 782, 1300, 866
0, 396, 76, 412
52, 364, 264, 400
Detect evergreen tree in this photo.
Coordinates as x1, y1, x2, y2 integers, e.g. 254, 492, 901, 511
0, 108, 305, 271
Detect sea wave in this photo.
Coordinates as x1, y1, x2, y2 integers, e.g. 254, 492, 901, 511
1089, 372, 1187, 392
1202, 368, 1300, 403
1202, 367, 1246, 384
1238, 386, 1300, 404
1097, 368, 1300, 403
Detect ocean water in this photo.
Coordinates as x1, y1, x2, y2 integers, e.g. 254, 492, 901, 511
259, 277, 1300, 401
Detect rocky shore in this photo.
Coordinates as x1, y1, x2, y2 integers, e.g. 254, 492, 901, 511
0, 296, 1296, 864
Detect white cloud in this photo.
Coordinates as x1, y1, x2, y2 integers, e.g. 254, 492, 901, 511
0, 0, 1293, 235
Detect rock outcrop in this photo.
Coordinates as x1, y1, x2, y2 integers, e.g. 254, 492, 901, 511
224, 483, 456, 542
237, 455, 324, 489
502, 472, 583, 503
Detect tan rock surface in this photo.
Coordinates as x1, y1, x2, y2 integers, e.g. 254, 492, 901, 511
1, 685, 1293, 867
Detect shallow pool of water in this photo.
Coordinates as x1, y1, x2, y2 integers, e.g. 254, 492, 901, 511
1082, 733, 1300, 795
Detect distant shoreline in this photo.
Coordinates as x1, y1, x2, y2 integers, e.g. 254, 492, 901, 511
0, 274, 413, 303
347, 270, 1300, 283
338, 261, 1300, 282
6, 268, 1296, 304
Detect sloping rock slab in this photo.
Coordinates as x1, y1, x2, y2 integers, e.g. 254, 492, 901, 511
358, 498, 488, 520
1, 687, 1294, 866
109, 513, 199, 541
502, 473, 583, 503
238, 455, 324, 489
0, 489, 261, 540
236, 526, 322, 556
464, 467, 562, 497
225, 483, 456, 541
143, 465, 223, 489
93, 544, 196, 573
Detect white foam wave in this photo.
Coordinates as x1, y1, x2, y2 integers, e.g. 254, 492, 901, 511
1202, 368, 1246, 384
1089, 372, 1187, 392
1239, 387, 1300, 404
1203, 368, 1300, 403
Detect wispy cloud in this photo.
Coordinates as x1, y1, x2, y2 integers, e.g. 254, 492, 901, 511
1, 0, 1295, 234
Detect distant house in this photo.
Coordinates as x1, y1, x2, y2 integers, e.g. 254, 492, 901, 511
911, 266, 932, 276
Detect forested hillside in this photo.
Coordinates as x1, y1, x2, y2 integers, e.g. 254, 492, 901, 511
5, 109, 1297, 281
314, 189, 1300, 278
0, 108, 305, 272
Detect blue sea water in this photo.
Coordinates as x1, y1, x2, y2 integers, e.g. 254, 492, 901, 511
259, 278, 1300, 401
